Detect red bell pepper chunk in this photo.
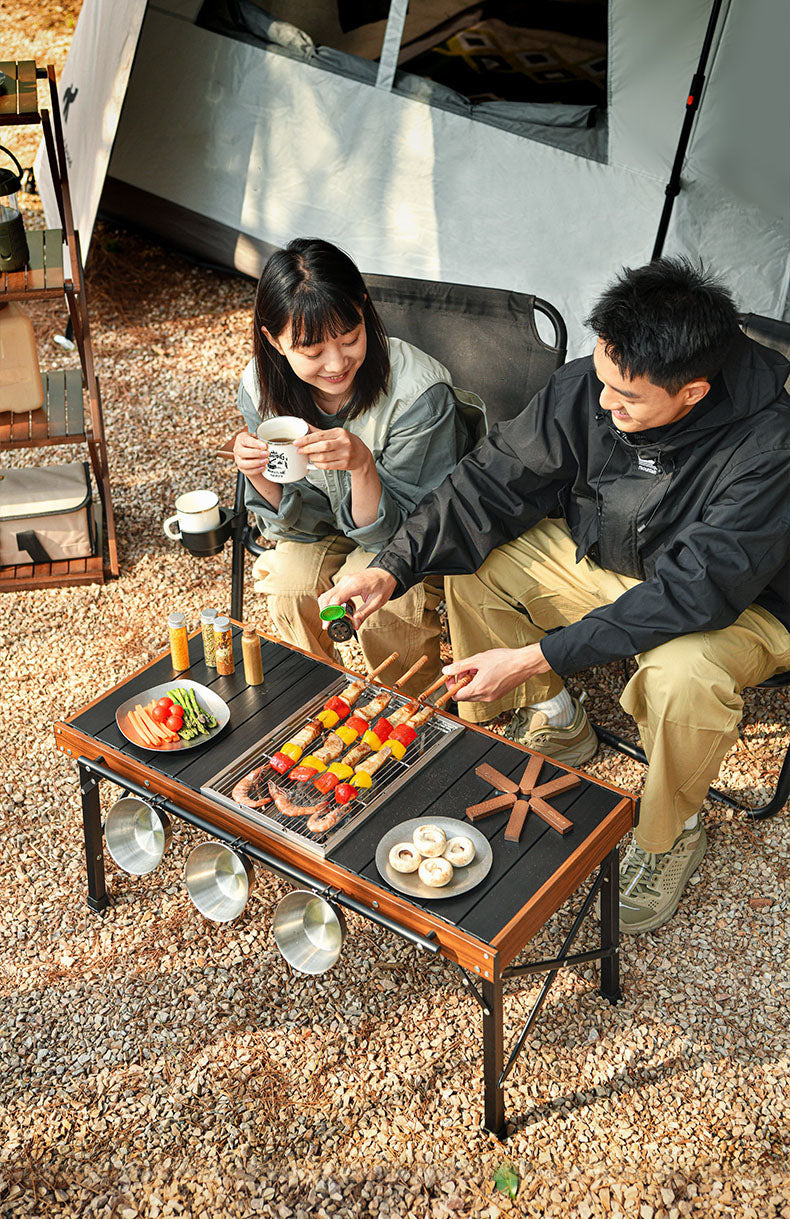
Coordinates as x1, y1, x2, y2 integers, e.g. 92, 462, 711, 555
325, 696, 351, 718
373, 716, 394, 742
334, 782, 357, 805
390, 724, 417, 748
289, 764, 318, 783
346, 714, 368, 735
313, 771, 340, 793
270, 752, 294, 774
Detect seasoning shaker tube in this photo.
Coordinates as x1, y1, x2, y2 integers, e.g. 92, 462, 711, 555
214, 616, 234, 675
200, 607, 219, 668
242, 628, 264, 685
169, 612, 190, 672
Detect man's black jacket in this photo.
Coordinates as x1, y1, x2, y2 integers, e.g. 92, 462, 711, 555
373, 332, 790, 677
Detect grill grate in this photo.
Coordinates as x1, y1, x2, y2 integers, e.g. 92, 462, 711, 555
201, 676, 463, 856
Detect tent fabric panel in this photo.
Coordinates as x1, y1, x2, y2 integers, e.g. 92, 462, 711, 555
34, 0, 149, 254
607, 0, 713, 178
108, 9, 664, 356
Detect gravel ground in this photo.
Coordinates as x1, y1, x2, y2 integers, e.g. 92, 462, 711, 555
2, 7, 789, 1217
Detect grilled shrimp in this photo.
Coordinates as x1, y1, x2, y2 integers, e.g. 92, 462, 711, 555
306, 805, 344, 834
267, 780, 329, 820
232, 766, 271, 809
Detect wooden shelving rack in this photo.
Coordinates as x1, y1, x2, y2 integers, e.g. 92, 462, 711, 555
0, 60, 118, 591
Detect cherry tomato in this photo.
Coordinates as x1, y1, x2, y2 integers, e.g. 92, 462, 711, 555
157, 696, 173, 711
151, 704, 170, 724
165, 714, 183, 732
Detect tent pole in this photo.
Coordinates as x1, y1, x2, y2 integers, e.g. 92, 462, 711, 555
651, 0, 726, 261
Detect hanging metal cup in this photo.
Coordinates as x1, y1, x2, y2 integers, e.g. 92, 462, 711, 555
184, 841, 254, 922
104, 796, 172, 875
272, 889, 347, 975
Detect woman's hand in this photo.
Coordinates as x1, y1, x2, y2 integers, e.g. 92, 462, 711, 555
441, 643, 551, 704
232, 429, 282, 509
318, 568, 397, 628
295, 426, 374, 474
233, 429, 270, 476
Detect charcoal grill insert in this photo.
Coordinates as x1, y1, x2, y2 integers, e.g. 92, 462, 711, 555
201, 677, 463, 856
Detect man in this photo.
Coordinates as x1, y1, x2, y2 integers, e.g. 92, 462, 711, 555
319, 259, 790, 933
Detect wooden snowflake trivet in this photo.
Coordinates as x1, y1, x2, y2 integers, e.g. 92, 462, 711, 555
465, 756, 579, 840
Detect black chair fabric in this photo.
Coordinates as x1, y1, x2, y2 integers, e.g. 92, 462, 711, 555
366, 273, 567, 430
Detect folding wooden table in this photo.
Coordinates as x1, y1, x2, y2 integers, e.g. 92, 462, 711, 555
54, 626, 634, 1136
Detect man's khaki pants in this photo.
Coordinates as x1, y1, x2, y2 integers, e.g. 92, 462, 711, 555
252, 535, 442, 697
445, 519, 790, 854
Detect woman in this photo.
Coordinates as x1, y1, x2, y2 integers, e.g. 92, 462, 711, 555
233, 237, 485, 694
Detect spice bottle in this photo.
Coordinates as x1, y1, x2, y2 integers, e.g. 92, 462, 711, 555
213, 615, 234, 675
200, 607, 219, 668
242, 627, 264, 685
168, 612, 190, 671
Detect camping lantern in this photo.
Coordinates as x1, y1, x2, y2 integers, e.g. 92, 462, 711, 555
0, 146, 29, 273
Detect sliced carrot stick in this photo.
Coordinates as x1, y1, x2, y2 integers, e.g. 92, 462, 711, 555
128, 707, 158, 746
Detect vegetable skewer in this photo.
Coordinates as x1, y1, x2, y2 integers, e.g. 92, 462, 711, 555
301, 676, 471, 831
231, 651, 399, 808
267, 651, 399, 775
290, 654, 429, 783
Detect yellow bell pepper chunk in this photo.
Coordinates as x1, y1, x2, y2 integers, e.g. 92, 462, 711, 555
351, 771, 373, 788
362, 728, 383, 750
280, 742, 303, 761
328, 761, 353, 779
317, 708, 339, 729
300, 755, 326, 774
388, 739, 406, 761
335, 724, 357, 745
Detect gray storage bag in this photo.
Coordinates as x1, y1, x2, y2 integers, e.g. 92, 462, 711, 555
0, 462, 96, 564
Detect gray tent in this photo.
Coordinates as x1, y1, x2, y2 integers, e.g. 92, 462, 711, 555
37, 0, 790, 356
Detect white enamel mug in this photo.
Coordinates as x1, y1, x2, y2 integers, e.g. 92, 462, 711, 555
164, 490, 221, 538
256, 416, 316, 484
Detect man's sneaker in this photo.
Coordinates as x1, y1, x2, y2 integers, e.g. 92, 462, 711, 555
503, 697, 598, 768
618, 824, 707, 934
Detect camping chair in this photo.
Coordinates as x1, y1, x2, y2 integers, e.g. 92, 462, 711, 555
592, 312, 790, 820
224, 274, 567, 621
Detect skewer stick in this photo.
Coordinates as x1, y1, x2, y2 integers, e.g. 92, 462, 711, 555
415, 672, 450, 702
366, 651, 399, 680
433, 673, 473, 709
392, 653, 429, 690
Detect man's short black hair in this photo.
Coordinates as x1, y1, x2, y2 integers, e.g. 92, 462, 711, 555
586, 257, 739, 394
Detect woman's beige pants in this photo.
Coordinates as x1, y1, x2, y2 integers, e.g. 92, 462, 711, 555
445, 519, 790, 853
252, 535, 442, 697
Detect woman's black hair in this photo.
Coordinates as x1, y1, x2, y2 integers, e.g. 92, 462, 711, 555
586, 257, 739, 393
252, 237, 390, 426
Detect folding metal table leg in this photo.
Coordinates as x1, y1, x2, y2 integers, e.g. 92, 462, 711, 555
599, 846, 621, 1003
481, 976, 505, 1138
79, 761, 109, 913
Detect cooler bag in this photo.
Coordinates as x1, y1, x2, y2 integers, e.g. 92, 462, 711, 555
0, 462, 96, 565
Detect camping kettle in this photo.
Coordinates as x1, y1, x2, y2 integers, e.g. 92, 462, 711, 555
0, 145, 29, 273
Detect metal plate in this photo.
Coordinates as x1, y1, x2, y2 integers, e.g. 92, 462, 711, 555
116, 679, 229, 752
375, 817, 493, 901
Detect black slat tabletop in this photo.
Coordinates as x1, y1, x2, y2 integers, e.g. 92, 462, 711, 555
68, 628, 627, 950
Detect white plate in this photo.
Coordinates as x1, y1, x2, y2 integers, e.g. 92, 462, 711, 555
116, 679, 229, 752
375, 816, 493, 901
